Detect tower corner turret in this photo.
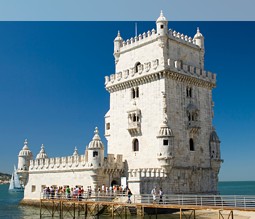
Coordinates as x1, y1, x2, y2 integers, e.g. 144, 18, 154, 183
193, 27, 204, 49
87, 127, 104, 168
156, 10, 168, 36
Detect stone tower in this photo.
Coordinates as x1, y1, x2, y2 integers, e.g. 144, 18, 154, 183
105, 11, 223, 195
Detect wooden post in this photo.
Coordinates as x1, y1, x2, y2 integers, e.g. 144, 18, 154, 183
73, 202, 75, 219
111, 204, 114, 219
180, 208, 182, 219
40, 200, 42, 218
60, 201, 63, 219
85, 203, 87, 219
52, 201, 54, 218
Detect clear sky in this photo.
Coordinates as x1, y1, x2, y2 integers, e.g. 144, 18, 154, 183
0, 20, 254, 182
0, 0, 254, 21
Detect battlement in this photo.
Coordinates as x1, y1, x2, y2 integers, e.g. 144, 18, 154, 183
120, 29, 158, 52
29, 153, 124, 172
105, 58, 216, 91
118, 28, 198, 54
169, 29, 198, 47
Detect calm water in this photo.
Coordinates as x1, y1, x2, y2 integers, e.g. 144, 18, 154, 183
1, 182, 255, 218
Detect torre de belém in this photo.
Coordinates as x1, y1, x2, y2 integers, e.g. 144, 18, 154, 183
17, 11, 223, 200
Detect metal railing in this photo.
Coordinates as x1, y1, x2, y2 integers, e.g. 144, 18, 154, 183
40, 192, 255, 210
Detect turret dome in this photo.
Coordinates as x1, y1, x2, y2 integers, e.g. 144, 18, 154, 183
156, 10, 168, 23
73, 147, 79, 156
36, 144, 48, 159
88, 127, 104, 149
114, 31, 123, 42
194, 27, 203, 39
210, 130, 220, 143
19, 139, 33, 157
157, 119, 174, 137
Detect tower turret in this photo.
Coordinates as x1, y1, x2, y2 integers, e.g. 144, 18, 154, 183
156, 10, 168, 36
193, 27, 204, 49
87, 127, 104, 168
113, 31, 123, 64
157, 92, 174, 169
18, 139, 33, 171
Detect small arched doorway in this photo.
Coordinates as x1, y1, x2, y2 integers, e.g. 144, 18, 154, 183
111, 180, 118, 187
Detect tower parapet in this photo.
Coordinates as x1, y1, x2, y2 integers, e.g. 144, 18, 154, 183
105, 58, 216, 92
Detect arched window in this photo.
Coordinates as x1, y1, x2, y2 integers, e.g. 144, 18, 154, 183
186, 87, 192, 98
133, 139, 139, 151
131, 87, 139, 99
136, 87, 139, 98
131, 88, 136, 99
135, 62, 141, 73
189, 138, 194, 151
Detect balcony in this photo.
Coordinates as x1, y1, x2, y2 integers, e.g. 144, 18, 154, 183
127, 121, 141, 135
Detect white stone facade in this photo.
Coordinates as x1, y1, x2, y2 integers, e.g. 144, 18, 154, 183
17, 11, 222, 200
105, 11, 222, 194
18, 128, 124, 199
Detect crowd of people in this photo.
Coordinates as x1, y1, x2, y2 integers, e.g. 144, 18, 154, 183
42, 184, 163, 204
42, 184, 132, 201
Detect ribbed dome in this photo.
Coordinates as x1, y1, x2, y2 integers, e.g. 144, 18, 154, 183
19, 139, 33, 157
88, 127, 104, 149
73, 147, 79, 156
156, 10, 168, 23
36, 144, 48, 159
194, 27, 203, 39
158, 120, 174, 137
114, 31, 123, 41
210, 130, 220, 142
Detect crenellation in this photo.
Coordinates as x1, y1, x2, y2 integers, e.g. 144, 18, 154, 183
120, 28, 157, 52
105, 58, 216, 89
28, 151, 123, 173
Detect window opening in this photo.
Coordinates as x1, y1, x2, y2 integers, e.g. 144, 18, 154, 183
133, 139, 139, 151
186, 87, 192, 98
136, 87, 139, 98
135, 62, 141, 73
163, 139, 169, 146
189, 138, 194, 151
131, 87, 139, 99
93, 151, 98, 157
106, 123, 110, 130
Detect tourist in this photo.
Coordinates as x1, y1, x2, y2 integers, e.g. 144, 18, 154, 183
151, 187, 157, 203
66, 185, 71, 199
42, 187, 47, 199
50, 186, 55, 199
127, 188, 132, 204
46, 187, 50, 199
78, 187, 82, 201
159, 188, 163, 203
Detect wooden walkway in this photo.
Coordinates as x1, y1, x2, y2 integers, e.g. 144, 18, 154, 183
39, 195, 255, 219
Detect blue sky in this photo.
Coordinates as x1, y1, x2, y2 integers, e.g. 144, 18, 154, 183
0, 0, 254, 21
0, 1, 254, 181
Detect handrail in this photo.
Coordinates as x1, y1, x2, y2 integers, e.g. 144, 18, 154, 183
40, 192, 255, 210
